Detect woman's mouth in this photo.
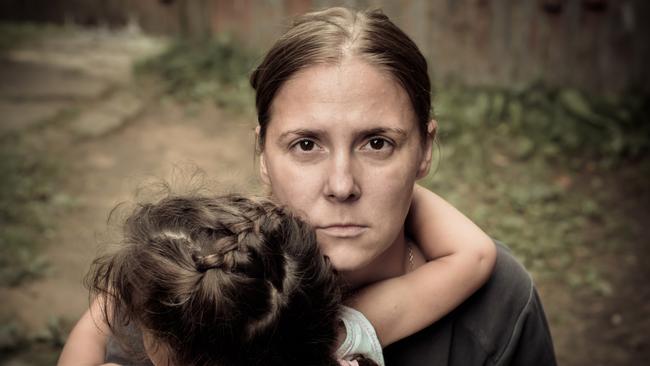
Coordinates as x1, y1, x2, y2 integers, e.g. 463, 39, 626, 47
316, 225, 368, 238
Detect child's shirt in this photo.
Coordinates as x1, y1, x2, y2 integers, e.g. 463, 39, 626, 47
336, 306, 385, 366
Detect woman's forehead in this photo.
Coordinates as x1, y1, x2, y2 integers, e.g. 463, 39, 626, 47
278, 58, 404, 100
268, 59, 417, 133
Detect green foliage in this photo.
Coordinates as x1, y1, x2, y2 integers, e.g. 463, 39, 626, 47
0, 314, 65, 364
135, 35, 257, 111
0, 22, 67, 55
424, 82, 649, 294
436, 82, 650, 163
0, 316, 25, 351
0, 135, 60, 286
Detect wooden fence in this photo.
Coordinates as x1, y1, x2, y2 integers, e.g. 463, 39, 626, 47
1, 0, 648, 94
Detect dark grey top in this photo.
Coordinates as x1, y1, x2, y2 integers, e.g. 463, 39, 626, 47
383, 242, 557, 366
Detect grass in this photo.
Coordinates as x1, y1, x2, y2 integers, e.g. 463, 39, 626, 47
0, 132, 67, 363
423, 82, 650, 294
0, 313, 69, 364
0, 21, 72, 363
135, 35, 258, 112
0, 22, 70, 56
0, 134, 61, 287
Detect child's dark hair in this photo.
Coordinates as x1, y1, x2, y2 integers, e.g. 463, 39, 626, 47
87, 193, 376, 365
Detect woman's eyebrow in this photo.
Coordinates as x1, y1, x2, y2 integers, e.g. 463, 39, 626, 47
362, 127, 408, 139
277, 128, 325, 141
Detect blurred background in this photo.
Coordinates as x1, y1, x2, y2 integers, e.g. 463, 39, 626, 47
0, 0, 648, 365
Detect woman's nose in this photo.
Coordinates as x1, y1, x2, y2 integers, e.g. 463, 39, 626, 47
324, 153, 360, 202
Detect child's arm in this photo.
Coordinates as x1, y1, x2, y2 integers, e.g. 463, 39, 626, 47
345, 184, 496, 347
58, 298, 112, 366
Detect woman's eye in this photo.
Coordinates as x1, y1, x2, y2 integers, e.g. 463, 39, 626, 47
369, 138, 386, 150
363, 137, 393, 151
297, 140, 315, 151
290, 139, 320, 153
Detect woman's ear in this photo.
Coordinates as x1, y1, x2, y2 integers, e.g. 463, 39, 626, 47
259, 153, 271, 185
256, 126, 271, 185
416, 119, 437, 179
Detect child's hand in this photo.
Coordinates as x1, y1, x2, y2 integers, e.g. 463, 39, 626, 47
345, 184, 496, 347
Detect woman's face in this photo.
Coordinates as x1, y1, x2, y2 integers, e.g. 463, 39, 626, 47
259, 58, 432, 280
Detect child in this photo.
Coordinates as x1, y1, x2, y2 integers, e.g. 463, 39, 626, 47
61, 193, 379, 366
58, 185, 496, 364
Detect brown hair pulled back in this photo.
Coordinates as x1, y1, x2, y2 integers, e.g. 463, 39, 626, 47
251, 7, 432, 149
87, 194, 345, 366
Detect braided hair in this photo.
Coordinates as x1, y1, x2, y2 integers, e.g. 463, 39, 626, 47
87, 194, 347, 366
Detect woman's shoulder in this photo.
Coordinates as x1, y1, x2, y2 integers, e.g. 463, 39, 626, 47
384, 241, 556, 366
479, 241, 534, 303
453, 240, 556, 365
456, 241, 535, 333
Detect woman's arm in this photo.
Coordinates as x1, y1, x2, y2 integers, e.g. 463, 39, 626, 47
58, 299, 112, 366
345, 184, 496, 347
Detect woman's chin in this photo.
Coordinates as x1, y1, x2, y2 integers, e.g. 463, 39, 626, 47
324, 248, 368, 273
324, 249, 381, 287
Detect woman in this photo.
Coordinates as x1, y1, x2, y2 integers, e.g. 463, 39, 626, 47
250, 7, 556, 365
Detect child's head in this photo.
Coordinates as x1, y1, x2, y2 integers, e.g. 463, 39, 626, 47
88, 194, 344, 366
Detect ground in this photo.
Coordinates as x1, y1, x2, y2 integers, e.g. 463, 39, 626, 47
0, 26, 648, 365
